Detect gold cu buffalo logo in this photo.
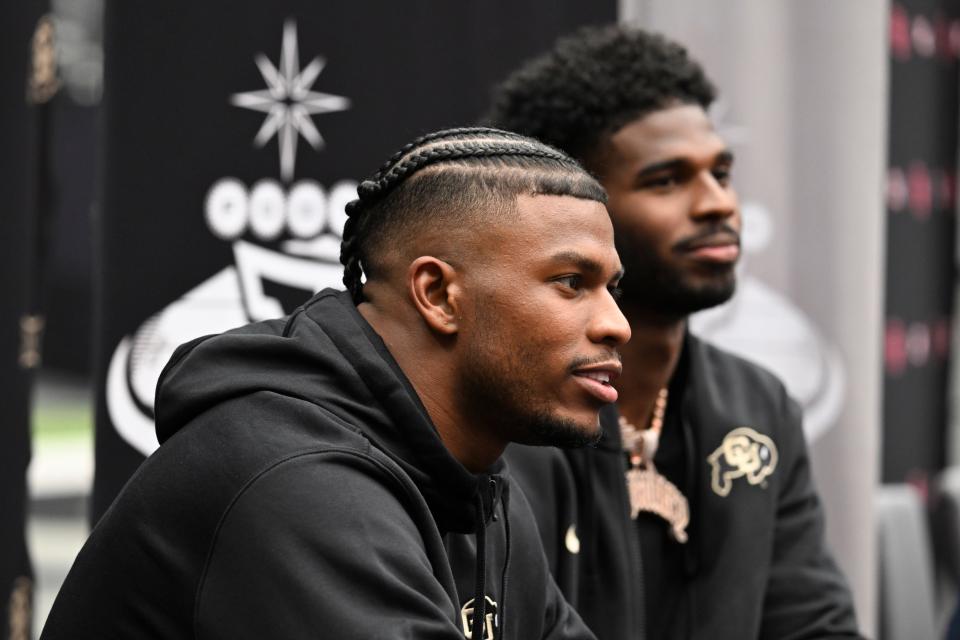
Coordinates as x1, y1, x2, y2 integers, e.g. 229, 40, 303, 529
707, 427, 778, 497
460, 596, 498, 640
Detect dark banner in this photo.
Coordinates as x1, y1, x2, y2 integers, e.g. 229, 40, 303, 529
93, 1, 616, 520
0, 1, 52, 637
883, 0, 960, 482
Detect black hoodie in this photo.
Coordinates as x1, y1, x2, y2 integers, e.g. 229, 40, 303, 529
41, 289, 593, 640
505, 333, 863, 640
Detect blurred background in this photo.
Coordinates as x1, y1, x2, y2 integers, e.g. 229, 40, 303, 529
1, 0, 956, 638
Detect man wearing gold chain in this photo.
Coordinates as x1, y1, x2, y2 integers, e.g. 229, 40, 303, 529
487, 25, 863, 640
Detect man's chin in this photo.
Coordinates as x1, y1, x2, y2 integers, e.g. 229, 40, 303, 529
525, 412, 602, 449
657, 277, 736, 316
687, 267, 737, 300
686, 282, 736, 313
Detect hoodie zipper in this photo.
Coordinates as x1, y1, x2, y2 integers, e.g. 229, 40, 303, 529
471, 476, 512, 640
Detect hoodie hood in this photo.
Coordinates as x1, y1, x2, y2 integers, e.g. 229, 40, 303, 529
155, 288, 493, 533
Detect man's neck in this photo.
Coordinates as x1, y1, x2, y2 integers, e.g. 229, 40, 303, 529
616, 306, 686, 429
358, 301, 504, 473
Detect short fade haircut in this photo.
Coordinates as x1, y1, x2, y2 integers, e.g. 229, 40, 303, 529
484, 25, 716, 164
340, 127, 607, 304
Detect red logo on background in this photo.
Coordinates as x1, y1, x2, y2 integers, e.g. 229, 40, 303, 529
887, 167, 908, 212
886, 317, 951, 377
908, 161, 933, 219
935, 14, 952, 59
913, 14, 937, 57
886, 318, 907, 376
891, 4, 911, 60
933, 317, 952, 360
906, 321, 931, 367
950, 19, 960, 57
933, 15, 960, 59
939, 168, 957, 213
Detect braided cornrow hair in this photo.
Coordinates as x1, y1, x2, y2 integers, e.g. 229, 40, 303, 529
339, 127, 607, 304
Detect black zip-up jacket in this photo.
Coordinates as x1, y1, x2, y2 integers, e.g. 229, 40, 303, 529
506, 333, 863, 640
41, 289, 593, 640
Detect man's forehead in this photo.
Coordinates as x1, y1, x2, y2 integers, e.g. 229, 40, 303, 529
609, 104, 727, 164
512, 193, 611, 231
508, 195, 617, 260
443, 193, 608, 261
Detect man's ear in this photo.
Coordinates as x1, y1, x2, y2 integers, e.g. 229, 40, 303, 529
407, 256, 461, 335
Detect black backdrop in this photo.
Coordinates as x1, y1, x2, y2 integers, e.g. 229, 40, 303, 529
883, 0, 960, 482
1, 1, 50, 637
93, 1, 616, 520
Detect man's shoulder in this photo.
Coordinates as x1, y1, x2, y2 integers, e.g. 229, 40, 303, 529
212, 444, 430, 534
110, 391, 393, 541
686, 333, 791, 404
95, 407, 416, 575
683, 333, 802, 451
162, 389, 367, 457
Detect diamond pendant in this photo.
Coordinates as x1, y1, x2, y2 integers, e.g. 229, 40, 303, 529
626, 466, 690, 543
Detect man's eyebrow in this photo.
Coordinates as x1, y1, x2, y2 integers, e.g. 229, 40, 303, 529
717, 149, 735, 164
636, 158, 686, 178
550, 251, 623, 281
636, 149, 736, 178
550, 251, 602, 274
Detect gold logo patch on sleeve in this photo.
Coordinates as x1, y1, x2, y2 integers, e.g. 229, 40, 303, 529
707, 427, 778, 497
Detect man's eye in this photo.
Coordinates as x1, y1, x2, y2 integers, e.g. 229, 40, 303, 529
713, 167, 732, 185
555, 274, 583, 291
643, 175, 678, 189
608, 285, 624, 302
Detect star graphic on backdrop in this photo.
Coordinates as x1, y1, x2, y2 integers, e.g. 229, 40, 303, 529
230, 19, 350, 182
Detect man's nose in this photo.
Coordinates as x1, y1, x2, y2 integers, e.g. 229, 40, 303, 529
691, 172, 738, 221
590, 289, 631, 347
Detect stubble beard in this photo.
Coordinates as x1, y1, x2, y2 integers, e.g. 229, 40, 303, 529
524, 409, 602, 449
616, 234, 737, 317
461, 319, 602, 450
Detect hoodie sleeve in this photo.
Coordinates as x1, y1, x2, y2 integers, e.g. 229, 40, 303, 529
759, 392, 865, 640
541, 577, 595, 640
194, 450, 466, 639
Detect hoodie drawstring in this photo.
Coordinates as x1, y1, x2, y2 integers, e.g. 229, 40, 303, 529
498, 484, 511, 636
473, 492, 487, 640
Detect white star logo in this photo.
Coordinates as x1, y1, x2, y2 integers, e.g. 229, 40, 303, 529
231, 19, 350, 182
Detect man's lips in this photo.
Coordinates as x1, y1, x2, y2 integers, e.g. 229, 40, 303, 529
675, 231, 741, 263
572, 361, 622, 404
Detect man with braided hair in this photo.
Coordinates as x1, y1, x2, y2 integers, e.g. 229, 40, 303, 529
41, 128, 628, 639
487, 26, 863, 640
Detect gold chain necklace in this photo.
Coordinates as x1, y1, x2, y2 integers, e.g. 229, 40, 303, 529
619, 388, 690, 543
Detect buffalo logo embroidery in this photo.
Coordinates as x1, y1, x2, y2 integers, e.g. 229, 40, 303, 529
460, 596, 498, 640
707, 427, 778, 497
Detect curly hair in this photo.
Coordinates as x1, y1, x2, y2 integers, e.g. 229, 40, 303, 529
484, 25, 716, 164
339, 127, 606, 303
